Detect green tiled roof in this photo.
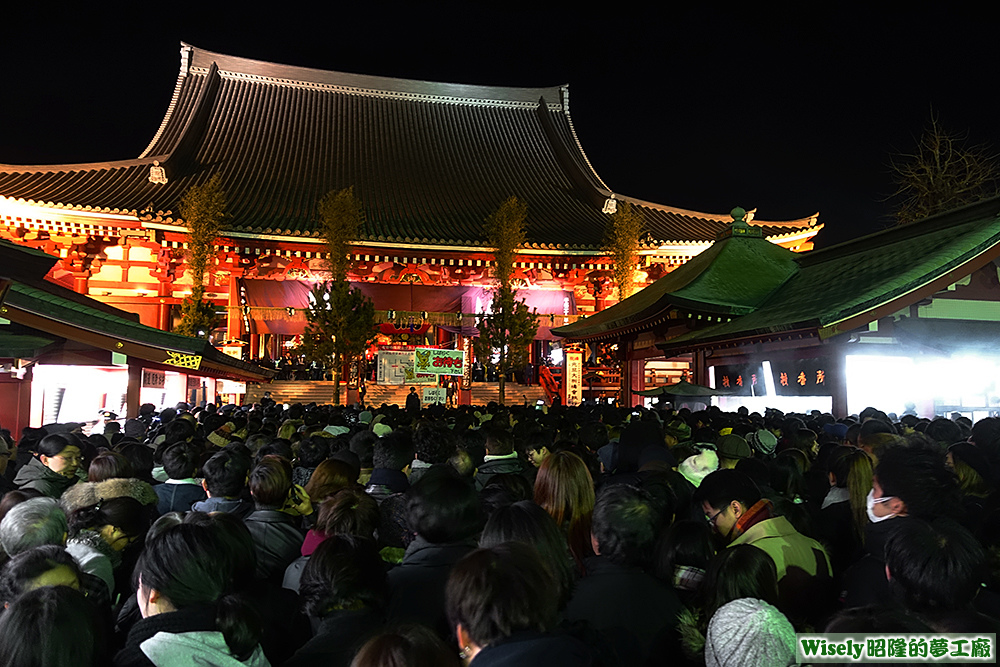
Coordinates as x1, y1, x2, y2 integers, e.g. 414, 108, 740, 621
0, 333, 56, 358
659, 198, 1000, 352
552, 212, 800, 340
4, 281, 273, 379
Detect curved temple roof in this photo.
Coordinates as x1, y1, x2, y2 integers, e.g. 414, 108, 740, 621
0, 44, 818, 250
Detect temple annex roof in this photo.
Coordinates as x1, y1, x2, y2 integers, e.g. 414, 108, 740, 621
0, 43, 819, 251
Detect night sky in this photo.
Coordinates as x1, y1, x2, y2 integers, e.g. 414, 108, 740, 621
3, 7, 997, 248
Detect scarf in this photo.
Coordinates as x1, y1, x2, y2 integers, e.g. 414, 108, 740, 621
729, 498, 773, 541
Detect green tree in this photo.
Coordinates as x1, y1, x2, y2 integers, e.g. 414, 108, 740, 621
602, 201, 645, 300
175, 174, 225, 338
474, 196, 539, 405
299, 187, 375, 404
890, 115, 999, 225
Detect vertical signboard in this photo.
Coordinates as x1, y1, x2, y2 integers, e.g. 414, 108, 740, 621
565, 350, 583, 406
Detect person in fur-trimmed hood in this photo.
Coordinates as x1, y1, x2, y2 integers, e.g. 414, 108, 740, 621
61, 476, 159, 514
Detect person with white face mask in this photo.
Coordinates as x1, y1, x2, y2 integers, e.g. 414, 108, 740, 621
842, 441, 963, 610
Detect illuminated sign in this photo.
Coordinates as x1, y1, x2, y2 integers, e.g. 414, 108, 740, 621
565, 350, 583, 406
715, 363, 767, 396
771, 359, 831, 396
413, 347, 465, 376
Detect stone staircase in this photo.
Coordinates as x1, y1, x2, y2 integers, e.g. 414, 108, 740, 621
245, 381, 548, 407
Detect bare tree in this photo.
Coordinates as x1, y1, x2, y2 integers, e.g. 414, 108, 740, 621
890, 115, 999, 225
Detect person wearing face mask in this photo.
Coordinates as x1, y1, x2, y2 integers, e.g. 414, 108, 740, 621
842, 439, 964, 609
695, 469, 834, 627
66, 497, 152, 600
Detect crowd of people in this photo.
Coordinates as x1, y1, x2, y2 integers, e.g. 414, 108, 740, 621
0, 398, 998, 666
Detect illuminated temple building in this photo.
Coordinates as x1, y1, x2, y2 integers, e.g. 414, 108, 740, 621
0, 43, 821, 415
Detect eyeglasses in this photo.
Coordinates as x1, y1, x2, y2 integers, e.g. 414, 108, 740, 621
705, 509, 724, 525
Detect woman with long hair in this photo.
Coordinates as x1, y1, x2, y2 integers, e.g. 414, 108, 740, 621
818, 447, 873, 578
533, 451, 595, 570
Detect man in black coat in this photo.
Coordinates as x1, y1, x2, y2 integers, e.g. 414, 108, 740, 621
385, 466, 481, 638
405, 387, 421, 415
563, 484, 683, 666
475, 428, 531, 491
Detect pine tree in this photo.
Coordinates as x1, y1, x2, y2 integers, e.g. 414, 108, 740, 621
474, 196, 538, 405
175, 174, 225, 338
602, 201, 645, 301
299, 187, 375, 403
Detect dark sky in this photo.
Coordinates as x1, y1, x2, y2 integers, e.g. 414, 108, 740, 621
3, 7, 997, 248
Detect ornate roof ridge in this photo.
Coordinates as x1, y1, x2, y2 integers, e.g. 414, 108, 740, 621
183, 42, 568, 110
0, 156, 164, 174
617, 193, 820, 228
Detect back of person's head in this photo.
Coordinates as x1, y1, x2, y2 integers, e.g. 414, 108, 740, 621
87, 450, 134, 483
162, 418, 195, 445
694, 469, 762, 512
373, 435, 413, 471
0, 545, 81, 605
885, 517, 985, 614
654, 519, 715, 585
406, 466, 482, 544
876, 441, 961, 520
413, 421, 458, 464
350, 430, 378, 469
925, 417, 963, 446
703, 544, 779, 621
305, 458, 356, 502
67, 496, 150, 543
484, 428, 514, 456
300, 534, 385, 618
182, 511, 257, 591
315, 488, 380, 538
0, 585, 105, 667
116, 443, 155, 482
162, 441, 201, 480
249, 455, 293, 508
202, 450, 251, 498
0, 498, 67, 556
592, 484, 662, 569
480, 500, 575, 609
446, 542, 558, 649
297, 436, 330, 469
350, 624, 461, 667
136, 522, 262, 661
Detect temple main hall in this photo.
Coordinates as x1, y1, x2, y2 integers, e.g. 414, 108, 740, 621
0, 43, 821, 408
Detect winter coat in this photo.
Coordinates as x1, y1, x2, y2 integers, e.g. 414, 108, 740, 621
729, 515, 835, 626
283, 608, 383, 667
191, 494, 255, 519
386, 536, 476, 636
244, 509, 305, 583
842, 516, 907, 609
153, 480, 207, 514
13, 457, 77, 498
66, 529, 119, 598
562, 555, 683, 666
114, 605, 270, 667
474, 455, 530, 491
470, 631, 594, 667
61, 477, 158, 514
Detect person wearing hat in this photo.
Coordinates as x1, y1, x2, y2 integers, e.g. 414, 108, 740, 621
716, 434, 751, 470
704, 598, 797, 667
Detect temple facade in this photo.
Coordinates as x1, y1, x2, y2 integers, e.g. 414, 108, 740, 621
0, 43, 821, 398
